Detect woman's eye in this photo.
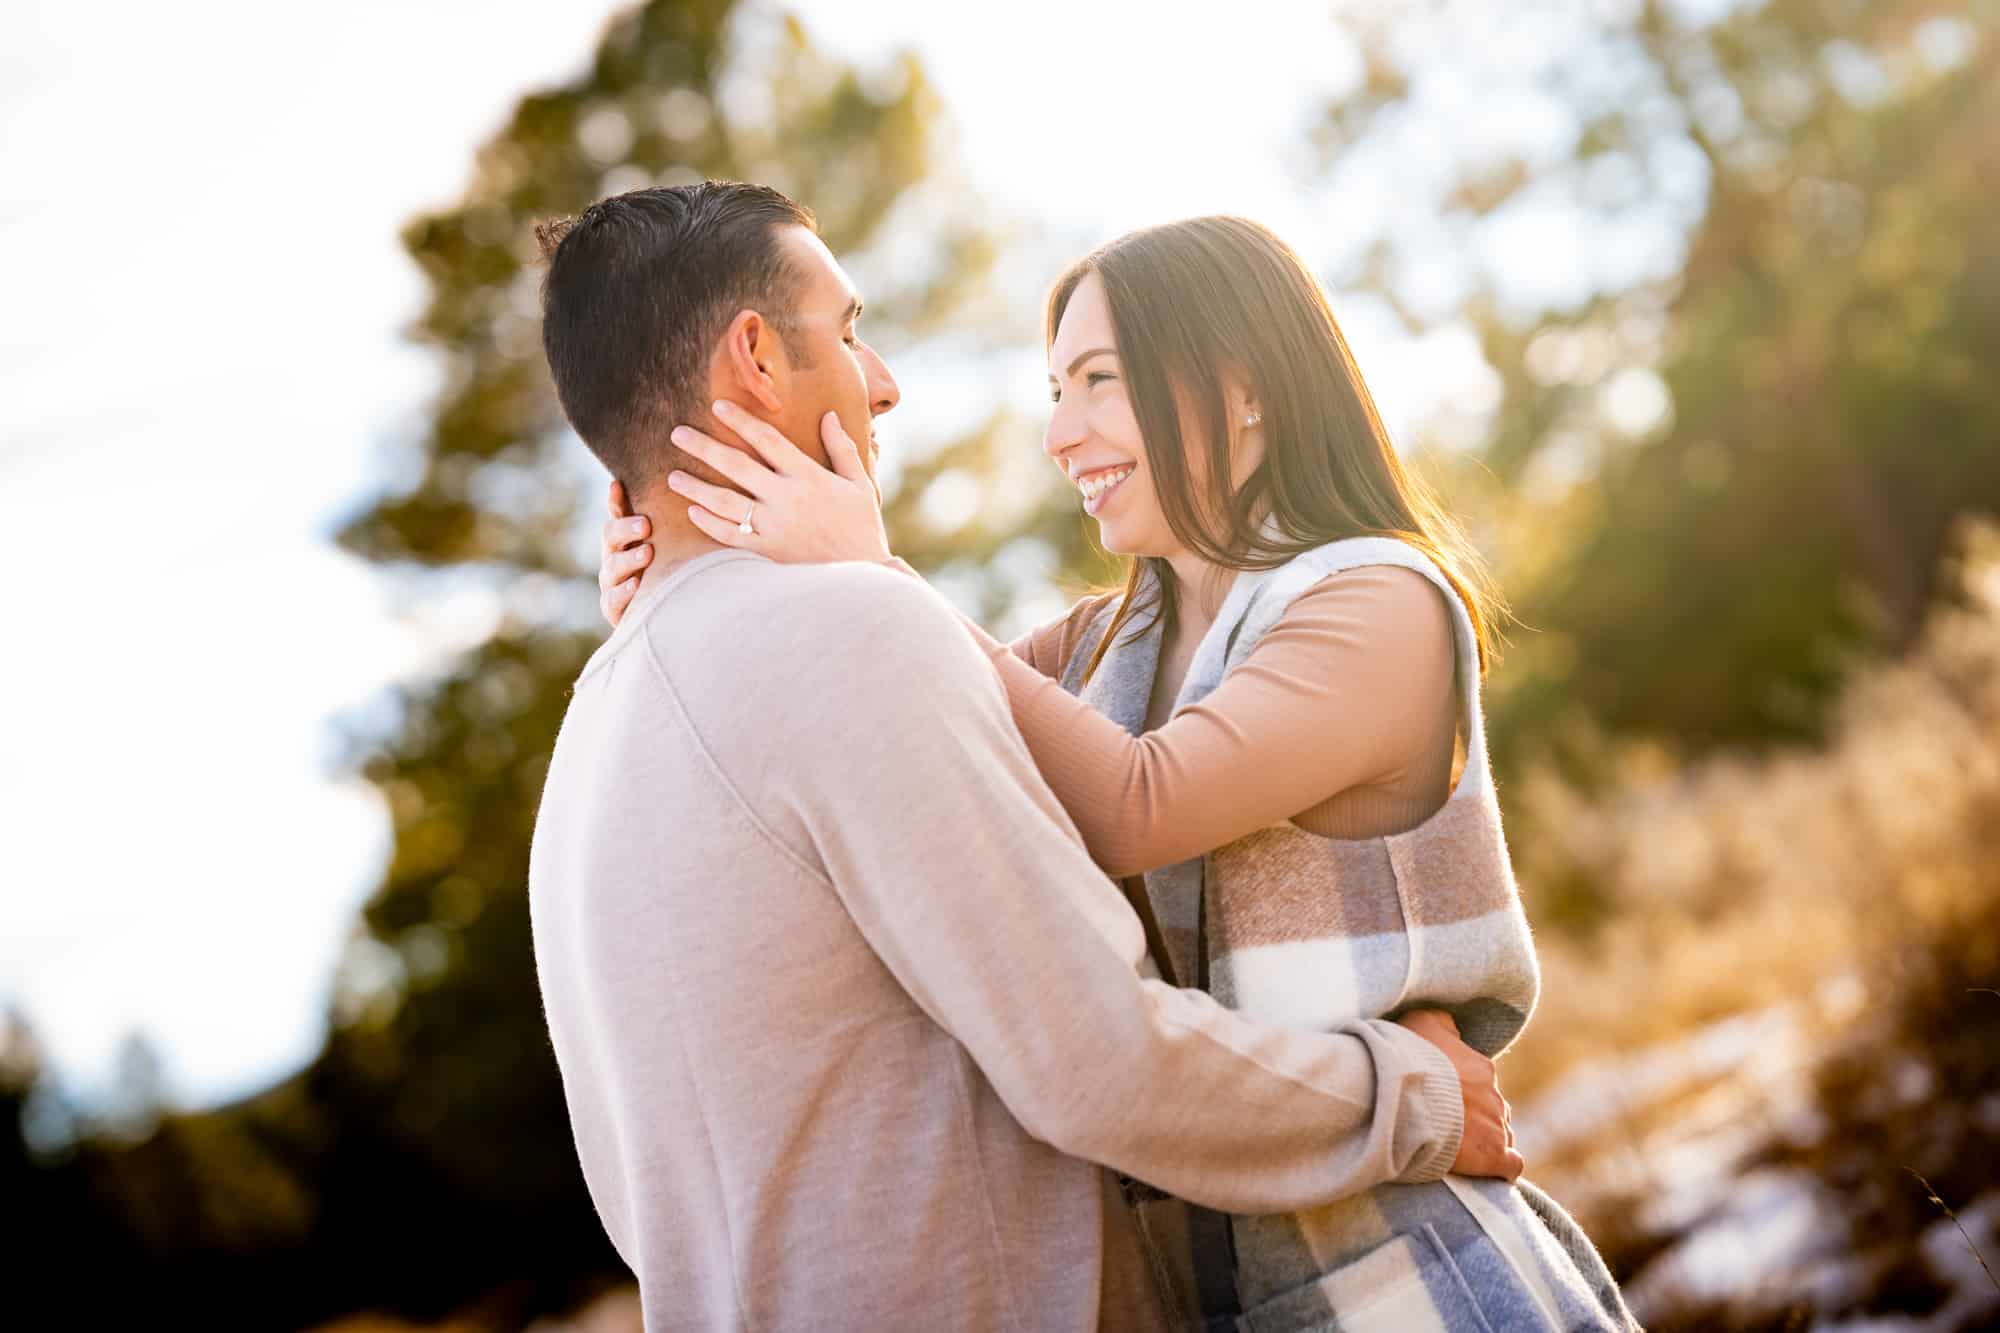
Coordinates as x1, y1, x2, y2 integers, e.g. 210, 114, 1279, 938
1086, 371, 1116, 387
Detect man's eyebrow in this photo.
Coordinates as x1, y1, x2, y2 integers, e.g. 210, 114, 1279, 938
1050, 346, 1117, 380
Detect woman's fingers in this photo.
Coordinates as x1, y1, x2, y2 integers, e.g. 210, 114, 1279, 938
598, 541, 652, 593
598, 485, 649, 629
597, 493, 651, 630
601, 574, 639, 628
601, 512, 650, 560
665, 469, 752, 525
670, 424, 778, 495
685, 503, 752, 549
819, 411, 868, 484
712, 399, 812, 474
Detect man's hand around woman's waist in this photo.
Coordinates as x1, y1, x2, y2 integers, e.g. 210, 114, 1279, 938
1398, 1008, 1522, 1181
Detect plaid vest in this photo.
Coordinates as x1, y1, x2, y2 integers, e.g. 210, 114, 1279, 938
1061, 538, 1636, 1332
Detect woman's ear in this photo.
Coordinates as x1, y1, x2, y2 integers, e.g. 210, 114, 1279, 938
1224, 378, 1267, 487
1216, 378, 1264, 436
717, 308, 787, 416
1222, 375, 1262, 433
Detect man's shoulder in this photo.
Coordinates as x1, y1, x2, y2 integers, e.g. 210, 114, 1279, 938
670, 553, 951, 631
642, 557, 1004, 797
644, 555, 973, 684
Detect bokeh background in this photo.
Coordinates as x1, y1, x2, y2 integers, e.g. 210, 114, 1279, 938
5, 1, 1998, 1328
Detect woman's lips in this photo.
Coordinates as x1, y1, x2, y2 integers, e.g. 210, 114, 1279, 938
1077, 463, 1134, 516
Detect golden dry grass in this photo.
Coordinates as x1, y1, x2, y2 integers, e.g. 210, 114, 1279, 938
1504, 520, 2000, 1108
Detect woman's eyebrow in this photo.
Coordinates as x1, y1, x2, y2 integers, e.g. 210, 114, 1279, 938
1061, 346, 1116, 377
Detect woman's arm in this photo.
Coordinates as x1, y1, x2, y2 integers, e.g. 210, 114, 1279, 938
959, 565, 1458, 877
596, 415, 1457, 874
878, 557, 1113, 680
599, 474, 1109, 683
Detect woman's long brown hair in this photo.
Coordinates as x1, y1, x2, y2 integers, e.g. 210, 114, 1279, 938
1051, 216, 1505, 684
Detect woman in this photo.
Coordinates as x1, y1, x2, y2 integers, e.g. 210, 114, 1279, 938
601, 216, 1634, 1332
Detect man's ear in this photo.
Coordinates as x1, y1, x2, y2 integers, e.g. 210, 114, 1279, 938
717, 308, 787, 416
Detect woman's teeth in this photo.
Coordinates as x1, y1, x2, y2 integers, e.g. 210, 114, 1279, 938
1078, 466, 1133, 502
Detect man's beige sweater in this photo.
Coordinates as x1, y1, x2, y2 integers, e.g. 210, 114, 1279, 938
526, 549, 1463, 1331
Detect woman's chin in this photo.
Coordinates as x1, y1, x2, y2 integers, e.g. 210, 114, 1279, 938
1091, 521, 1163, 560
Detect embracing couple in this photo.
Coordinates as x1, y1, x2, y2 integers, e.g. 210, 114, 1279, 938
526, 181, 1637, 1332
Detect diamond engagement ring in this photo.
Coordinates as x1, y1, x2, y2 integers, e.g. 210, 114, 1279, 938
738, 503, 756, 537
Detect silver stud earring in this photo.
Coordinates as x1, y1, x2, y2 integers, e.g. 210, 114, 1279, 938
1244, 411, 1261, 428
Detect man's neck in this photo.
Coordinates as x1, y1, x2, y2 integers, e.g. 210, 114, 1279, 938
631, 491, 740, 596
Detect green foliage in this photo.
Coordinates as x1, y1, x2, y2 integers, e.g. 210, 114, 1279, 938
1316, 1, 2000, 769
345, 2, 957, 574
1506, 6, 2000, 761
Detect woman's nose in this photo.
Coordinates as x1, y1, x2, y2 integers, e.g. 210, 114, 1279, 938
1044, 398, 1083, 462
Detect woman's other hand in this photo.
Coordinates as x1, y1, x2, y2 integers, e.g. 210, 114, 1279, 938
1397, 1008, 1523, 1182
666, 401, 891, 565
600, 480, 653, 628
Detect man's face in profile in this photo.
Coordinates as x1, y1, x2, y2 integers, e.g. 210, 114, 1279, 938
766, 226, 898, 481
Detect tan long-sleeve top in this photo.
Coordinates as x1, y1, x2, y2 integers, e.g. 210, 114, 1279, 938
529, 550, 1464, 1332
957, 566, 1462, 878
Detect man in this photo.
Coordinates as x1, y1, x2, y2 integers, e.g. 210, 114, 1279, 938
527, 181, 1519, 1331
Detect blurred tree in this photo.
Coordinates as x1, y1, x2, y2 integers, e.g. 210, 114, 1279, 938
319, 0, 1013, 1317
15, 3, 1012, 1327
1310, 0, 2000, 771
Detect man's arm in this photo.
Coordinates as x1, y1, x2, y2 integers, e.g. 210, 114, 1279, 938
711, 565, 1477, 1215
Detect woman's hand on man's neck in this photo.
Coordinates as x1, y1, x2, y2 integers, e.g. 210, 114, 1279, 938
630, 485, 743, 587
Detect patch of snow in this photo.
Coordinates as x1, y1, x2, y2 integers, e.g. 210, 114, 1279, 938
1625, 1167, 1849, 1318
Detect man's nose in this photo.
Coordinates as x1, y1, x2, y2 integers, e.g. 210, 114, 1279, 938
864, 344, 900, 417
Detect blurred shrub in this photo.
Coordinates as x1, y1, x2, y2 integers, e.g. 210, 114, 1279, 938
1502, 518, 2000, 1328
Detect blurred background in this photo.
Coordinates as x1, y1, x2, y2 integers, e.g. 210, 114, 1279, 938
4, 0, 1997, 1328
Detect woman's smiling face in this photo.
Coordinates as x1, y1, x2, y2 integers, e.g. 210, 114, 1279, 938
1044, 271, 1181, 560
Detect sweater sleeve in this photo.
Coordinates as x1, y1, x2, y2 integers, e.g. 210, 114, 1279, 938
1007, 618, 1064, 677
959, 565, 1457, 877
735, 566, 1463, 1211
878, 557, 1113, 680
1007, 590, 1124, 678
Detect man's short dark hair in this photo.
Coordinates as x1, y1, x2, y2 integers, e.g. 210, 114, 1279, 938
536, 181, 816, 486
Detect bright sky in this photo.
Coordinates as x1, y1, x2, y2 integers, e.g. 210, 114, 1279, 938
0, 0, 1574, 1106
